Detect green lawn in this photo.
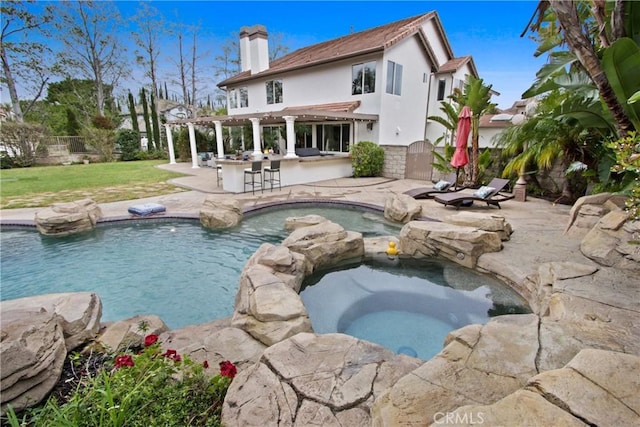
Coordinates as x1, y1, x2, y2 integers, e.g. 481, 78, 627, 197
0, 160, 188, 209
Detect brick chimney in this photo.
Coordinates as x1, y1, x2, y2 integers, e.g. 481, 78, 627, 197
239, 25, 269, 75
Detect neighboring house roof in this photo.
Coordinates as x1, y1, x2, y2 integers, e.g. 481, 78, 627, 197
121, 99, 189, 116
479, 112, 514, 128
218, 11, 471, 87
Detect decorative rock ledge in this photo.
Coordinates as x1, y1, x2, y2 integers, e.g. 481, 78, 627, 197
222, 333, 422, 426
444, 211, 513, 241
34, 198, 102, 236
199, 196, 243, 229
442, 349, 640, 427
399, 220, 503, 268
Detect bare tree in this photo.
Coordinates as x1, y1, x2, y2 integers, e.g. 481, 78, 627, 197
0, 0, 53, 121
169, 21, 209, 118
130, 2, 164, 147
54, 0, 128, 117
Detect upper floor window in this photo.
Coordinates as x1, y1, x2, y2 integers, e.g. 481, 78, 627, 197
266, 80, 283, 104
239, 87, 248, 107
352, 61, 376, 95
228, 86, 248, 109
386, 61, 403, 95
437, 79, 447, 101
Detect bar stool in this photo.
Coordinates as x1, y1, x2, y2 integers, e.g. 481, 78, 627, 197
244, 161, 263, 194
263, 160, 281, 191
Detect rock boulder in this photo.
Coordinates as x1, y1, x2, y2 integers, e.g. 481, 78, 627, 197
0, 310, 67, 415
199, 197, 243, 229
34, 198, 103, 236
282, 220, 364, 271
0, 292, 102, 350
384, 193, 422, 223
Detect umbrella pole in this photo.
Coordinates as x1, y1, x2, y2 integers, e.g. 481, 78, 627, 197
455, 168, 460, 190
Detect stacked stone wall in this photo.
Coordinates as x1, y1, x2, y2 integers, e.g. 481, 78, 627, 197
380, 145, 406, 179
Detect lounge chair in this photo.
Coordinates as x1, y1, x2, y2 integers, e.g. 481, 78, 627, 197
434, 178, 514, 209
404, 172, 466, 199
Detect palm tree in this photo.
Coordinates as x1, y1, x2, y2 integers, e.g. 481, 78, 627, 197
525, 0, 635, 136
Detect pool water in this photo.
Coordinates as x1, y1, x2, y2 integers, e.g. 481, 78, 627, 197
300, 258, 531, 360
0, 205, 400, 329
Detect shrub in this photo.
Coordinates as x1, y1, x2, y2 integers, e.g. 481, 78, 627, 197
82, 127, 116, 162
350, 140, 385, 177
5, 335, 236, 427
0, 121, 49, 167
116, 129, 141, 161
607, 131, 640, 219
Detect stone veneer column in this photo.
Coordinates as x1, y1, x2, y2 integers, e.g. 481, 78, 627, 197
249, 118, 262, 158
164, 124, 176, 164
214, 121, 225, 159
187, 122, 199, 168
283, 115, 298, 158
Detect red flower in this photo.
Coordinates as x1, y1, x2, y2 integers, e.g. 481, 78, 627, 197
219, 360, 237, 379
203, 360, 209, 369
144, 334, 158, 347
162, 349, 182, 363
114, 355, 134, 369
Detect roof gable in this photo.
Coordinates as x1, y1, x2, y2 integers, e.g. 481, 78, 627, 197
219, 11, 450, 87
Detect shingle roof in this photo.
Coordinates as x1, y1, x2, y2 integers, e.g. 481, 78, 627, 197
438, 56, 473, 73
218, 11, 447, 87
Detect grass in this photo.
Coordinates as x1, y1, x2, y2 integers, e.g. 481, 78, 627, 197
0, 160, 189, 209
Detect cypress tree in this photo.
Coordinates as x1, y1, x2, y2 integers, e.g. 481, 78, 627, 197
66, 108, 81, 136
140, 88, 154, 150
150, 91, 162, 150
127, 91, 140, 134
164, 82, 169, 100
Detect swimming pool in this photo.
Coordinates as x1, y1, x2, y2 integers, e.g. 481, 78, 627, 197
300, 258, 530, 360
0, 205, 401, 329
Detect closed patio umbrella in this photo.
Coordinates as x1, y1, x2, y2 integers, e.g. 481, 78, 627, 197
450, 105, 472, 189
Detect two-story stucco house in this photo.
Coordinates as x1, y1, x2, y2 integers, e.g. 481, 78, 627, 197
168, 11, 480, 189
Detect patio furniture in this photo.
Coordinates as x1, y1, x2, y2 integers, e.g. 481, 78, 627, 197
434, 178, 514, 210
263, 160, 281, 191
404, 172, 466, 199
244, 161, 263, 194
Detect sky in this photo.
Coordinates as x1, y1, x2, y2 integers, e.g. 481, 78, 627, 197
8, 0, 547, 111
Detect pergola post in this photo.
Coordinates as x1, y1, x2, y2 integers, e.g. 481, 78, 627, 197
214, 121, 224, 159
249, 118, 262, 158
283, 115, 298, 158
187, 122, 199, 168
164, 124, 176, 164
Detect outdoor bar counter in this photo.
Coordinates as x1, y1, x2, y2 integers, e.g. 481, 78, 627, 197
216, 153, 352, 193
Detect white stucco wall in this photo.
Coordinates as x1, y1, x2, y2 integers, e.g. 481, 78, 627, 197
378, 37, 431, 146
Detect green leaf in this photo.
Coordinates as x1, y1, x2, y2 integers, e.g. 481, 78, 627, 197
602, 37, 640, 131
522, 51, 578, 98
